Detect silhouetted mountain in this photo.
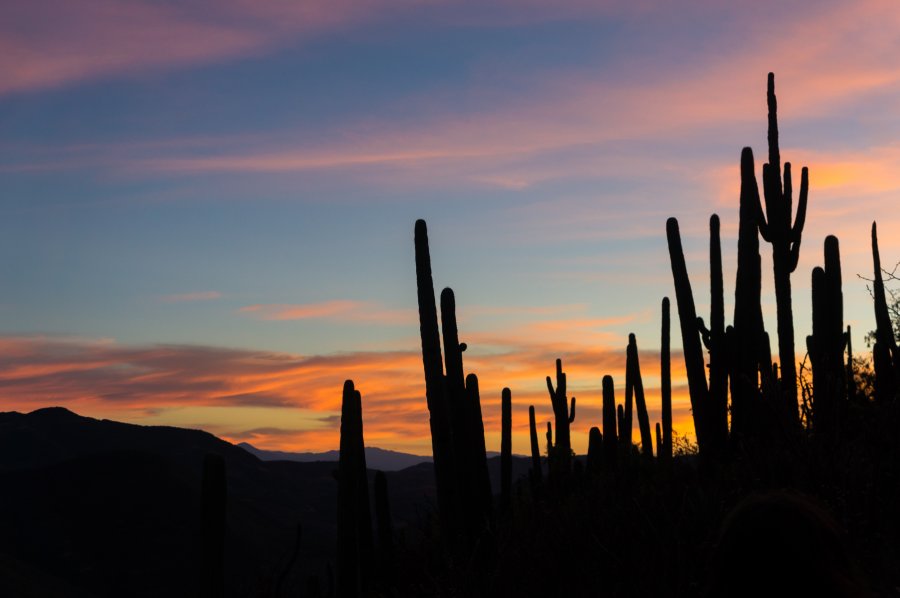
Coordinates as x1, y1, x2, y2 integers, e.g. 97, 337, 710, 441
238, 442, 433, 471
0, 407, 532, 597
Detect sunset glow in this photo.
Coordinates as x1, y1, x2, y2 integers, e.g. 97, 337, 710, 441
3, 0, 899, 455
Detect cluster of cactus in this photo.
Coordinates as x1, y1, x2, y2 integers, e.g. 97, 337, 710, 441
414, 220, 492, 542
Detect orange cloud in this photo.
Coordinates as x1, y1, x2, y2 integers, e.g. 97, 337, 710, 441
0, 333, 697, 456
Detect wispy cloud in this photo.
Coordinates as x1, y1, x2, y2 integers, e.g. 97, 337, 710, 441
238, 300, 415, 325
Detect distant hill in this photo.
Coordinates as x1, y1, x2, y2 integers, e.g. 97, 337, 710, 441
0, 407, 532, 598
238, 442, 433, 471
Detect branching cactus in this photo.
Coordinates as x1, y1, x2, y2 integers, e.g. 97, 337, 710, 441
546, 358, 575, 476
757, 73, 809, 421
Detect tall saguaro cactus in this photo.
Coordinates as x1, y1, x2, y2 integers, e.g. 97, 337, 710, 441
666, 218, 712, 454
871, 222, 899, 402
500, 388, 512, 509
414, 220, 456, 531
627, 334, 653, 457
337, 380, 374, 598
807, 236, 845, 438
702, 215, 728, 450
602, 375, 618, 470
528, 406, 542, 485
757, 73, 809, 421
660, 298, 673, 462
731, 148, 767, 439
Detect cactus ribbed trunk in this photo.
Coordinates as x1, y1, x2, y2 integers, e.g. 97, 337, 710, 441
201, 454, 226, 598
500, 388, 512, 509
414, 220, 456, 533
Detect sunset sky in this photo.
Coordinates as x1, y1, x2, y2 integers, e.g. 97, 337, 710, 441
2, 0, 900, 456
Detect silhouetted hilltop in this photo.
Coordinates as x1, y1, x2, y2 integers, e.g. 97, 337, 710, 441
0, 407, 533, 597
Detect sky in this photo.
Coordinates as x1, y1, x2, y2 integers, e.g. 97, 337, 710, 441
2, 0, 900, 456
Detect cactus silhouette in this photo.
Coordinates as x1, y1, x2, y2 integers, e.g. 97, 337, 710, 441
586, 426, 602, 474
699, 215, 728, 450
871, 222, 899, 402
545, 358, 575, 477
666, 217, 714, 455
336, 380, 374, 598
627, 333, 653, 458
414, 220, 456, 533
500, 388, 512, 509
757, 73, 809, 421
660, 297, 673, 462
602, 375, 618, 470
200, 453, 226, 598
807, 236, 845, 439
528, 405, 542, 485
731, 148, 767, 440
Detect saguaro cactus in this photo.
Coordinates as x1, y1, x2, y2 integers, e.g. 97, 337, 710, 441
586, 426, 602, 474
201, 454, 226, 598
337, 380, 374, 598
666, 217, 712, 454
500, 388, 512, 509
807, 236, 845, 438
757, 73, 809, 421
661, 298, 673, 462
731, 148, 766, 439
602, 375, 618, 469
701, 215, 728, 450
528, 406, 542, 485
546, 358, 575, 475
414, 220, 455, 530
871, 222, 899, 402
465, 373, 493, 528
627, 334, 654, 458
